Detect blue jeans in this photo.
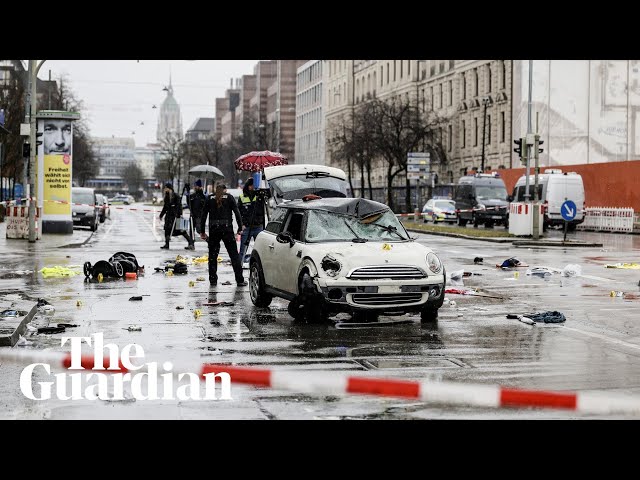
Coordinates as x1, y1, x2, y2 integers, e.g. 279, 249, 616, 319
239, 226, 263, 262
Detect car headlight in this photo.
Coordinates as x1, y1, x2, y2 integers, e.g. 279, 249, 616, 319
321, 255, 342, 277
426, 252, 442, 274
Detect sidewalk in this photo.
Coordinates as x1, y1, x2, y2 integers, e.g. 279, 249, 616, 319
0, 222, 94, 254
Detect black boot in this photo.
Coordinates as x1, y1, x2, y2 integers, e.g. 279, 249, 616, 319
160, 235, 170, 249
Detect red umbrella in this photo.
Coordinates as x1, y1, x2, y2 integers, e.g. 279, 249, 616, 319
234, 150, 288, 172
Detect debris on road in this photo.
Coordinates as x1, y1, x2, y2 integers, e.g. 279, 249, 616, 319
76, 300, 83, 307
610, 291, 624, 297
605, 263, 640, 269
562, 264, 582, 277
125, 272, 137, 279
518, 316, 536, 326
127, 325, 142, 331
526, 267, 555, 277
165, 270, 174, 276
507, 311, 566, 324
0, 309, 22, 318
129, 296, 143, 301
57, 323, 78, 328
176, 306, 185, 310
474, 257, 483, 264
37, 325, 66, 334
196, 277, 205, 281
497, 257, 529, 269
193, 309, 202, 318
40, 266, 81, 278
203, 301, 235, 307
444, 288, 504, 299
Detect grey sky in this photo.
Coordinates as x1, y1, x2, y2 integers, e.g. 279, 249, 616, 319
41, 60, 258, 147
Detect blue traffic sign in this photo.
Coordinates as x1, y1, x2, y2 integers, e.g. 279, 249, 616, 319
561, 200, 577, 221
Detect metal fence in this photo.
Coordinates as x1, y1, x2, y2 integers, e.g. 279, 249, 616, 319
577, 207, 635, 233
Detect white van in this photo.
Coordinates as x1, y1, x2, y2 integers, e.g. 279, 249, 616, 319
510, 169, 585, 230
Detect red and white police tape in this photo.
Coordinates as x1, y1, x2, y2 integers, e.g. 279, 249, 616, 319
1, 349, 639, 415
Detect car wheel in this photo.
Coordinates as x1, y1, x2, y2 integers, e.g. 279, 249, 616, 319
432, 214, 437, 223
83, 262, 92, 278
420, 306, 438, 324
423, 214, 428, 224
90, 218, 97, 232
473, 214, 479, 228
249, 261, 273, 307
287, 298, 305, 321
112, 261, 124, 278
457, 216, 467, 227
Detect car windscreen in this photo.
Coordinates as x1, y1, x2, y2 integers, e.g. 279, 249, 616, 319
269, 174, 349, 201
434, 200, 455, 210
475, 185, 507, 201
72, 191, 94, 205
305, 210, 409, 242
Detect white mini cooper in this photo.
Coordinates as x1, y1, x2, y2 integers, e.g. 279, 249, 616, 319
248, 166, 446, 323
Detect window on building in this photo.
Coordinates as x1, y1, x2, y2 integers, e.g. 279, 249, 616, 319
448, 80, 453, 106
487, 115, 491, 144
439, 61, 445, 74
380, 66, 383, 87
448, 124, 453, 152
501, 61, 506, 89
367, 73, 371, 97
421, 89, 425, 111
487, 64, 492, 93
343, 82, 346, 103
449, 60, 455, 70
461, 120, 466, 149
400, 60, 403, 79
500, 111, 505, 143
387, 63, 390, 84
439, 84, 443, 109
474, 117, 478, 146
430, 87, 434, 111
462, 73, 466, 99
430, 64, 435, 76
394, 61, 397, 82
474, 68, 479, 96
407, 60, 411, 76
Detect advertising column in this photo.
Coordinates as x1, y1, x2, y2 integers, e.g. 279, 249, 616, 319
37, 111, 80, 234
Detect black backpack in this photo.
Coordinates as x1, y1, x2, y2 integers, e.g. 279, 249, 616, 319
109, 252, 140, 273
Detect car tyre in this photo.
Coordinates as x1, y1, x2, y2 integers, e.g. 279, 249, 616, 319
91, 218, 98, 232
457, 216, 467, 227
287, 298, 305, 321
420, 306, 438, 324
249, 261, 273, 307
300, 272, 327, 323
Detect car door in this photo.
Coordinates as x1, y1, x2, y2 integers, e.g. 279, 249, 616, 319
259, 207, 287, 287
277, 210, 307, 294
423, 199, 433, 216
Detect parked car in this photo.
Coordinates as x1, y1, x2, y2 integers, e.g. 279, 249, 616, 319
249, 196, 446, 324
96, 194, 110, 223
109, 194, 133, 205
422, 198, 457, 223
454, 173, 509, 228
72, 187, 100, 231
510, 169, 585, 231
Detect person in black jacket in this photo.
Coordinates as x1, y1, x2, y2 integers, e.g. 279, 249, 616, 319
200, 184, 246, 286
237, 177, 266, 263
159, 183, 194, 250
189, 179, 207, 235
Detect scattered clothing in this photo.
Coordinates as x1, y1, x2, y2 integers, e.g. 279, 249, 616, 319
497, 257, 529, 269
507, 311, 566, 323
203, 301, 235, 307
473, 257, 483, 264
129, 296, 143, 301
40, 266, 81, 278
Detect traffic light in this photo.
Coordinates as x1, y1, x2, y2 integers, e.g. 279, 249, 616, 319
513, 138, 523, 156
537, 138, 544, 154
22, 143, 30, 158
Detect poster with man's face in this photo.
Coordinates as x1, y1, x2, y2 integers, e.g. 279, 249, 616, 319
43, 119, 72, 155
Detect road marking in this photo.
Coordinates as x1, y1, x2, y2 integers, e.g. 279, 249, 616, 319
135, 207, 161, 242
563, 326, 640, 352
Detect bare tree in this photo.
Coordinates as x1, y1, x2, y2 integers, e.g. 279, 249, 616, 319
369, 98, 449, 212
157, 131, 184, 188
48, 75, 99, 186
327, 115, 356, 195
0, 69, 25, 201
123, 163, 143, 197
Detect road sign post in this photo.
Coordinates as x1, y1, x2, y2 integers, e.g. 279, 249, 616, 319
561, 200, 577, 242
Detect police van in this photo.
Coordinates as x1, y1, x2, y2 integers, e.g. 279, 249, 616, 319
510, 169, 585, 230
454, 173, 509, 228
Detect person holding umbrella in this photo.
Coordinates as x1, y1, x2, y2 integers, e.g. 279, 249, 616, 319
200, 184, 246, 286
159, 182, 195, 250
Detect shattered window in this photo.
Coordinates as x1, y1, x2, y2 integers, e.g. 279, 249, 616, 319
305, 210, 409, 242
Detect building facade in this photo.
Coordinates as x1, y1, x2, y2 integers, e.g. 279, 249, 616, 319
186, 117, 215, 142
295, 60, 325, 165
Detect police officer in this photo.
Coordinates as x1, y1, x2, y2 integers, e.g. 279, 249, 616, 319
189, 179, 207, 235
159, 182, 195, 250
238, 177, 266, 263
200, 184, 246, 286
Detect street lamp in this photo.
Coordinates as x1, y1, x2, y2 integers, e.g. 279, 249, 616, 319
480, 96, 490, 172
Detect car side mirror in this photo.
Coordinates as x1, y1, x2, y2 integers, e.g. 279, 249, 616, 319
276, 232, 295, 247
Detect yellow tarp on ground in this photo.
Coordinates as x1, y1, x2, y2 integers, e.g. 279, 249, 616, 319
40, 266, 81, 278
604, 263, 640, 269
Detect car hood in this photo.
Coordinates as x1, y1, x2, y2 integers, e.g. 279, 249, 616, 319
305, 241, 437, 277
73, 205, 94, 214
477, 199, 508, 207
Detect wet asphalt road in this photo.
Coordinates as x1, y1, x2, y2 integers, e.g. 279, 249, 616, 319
1, 206, 640, 419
